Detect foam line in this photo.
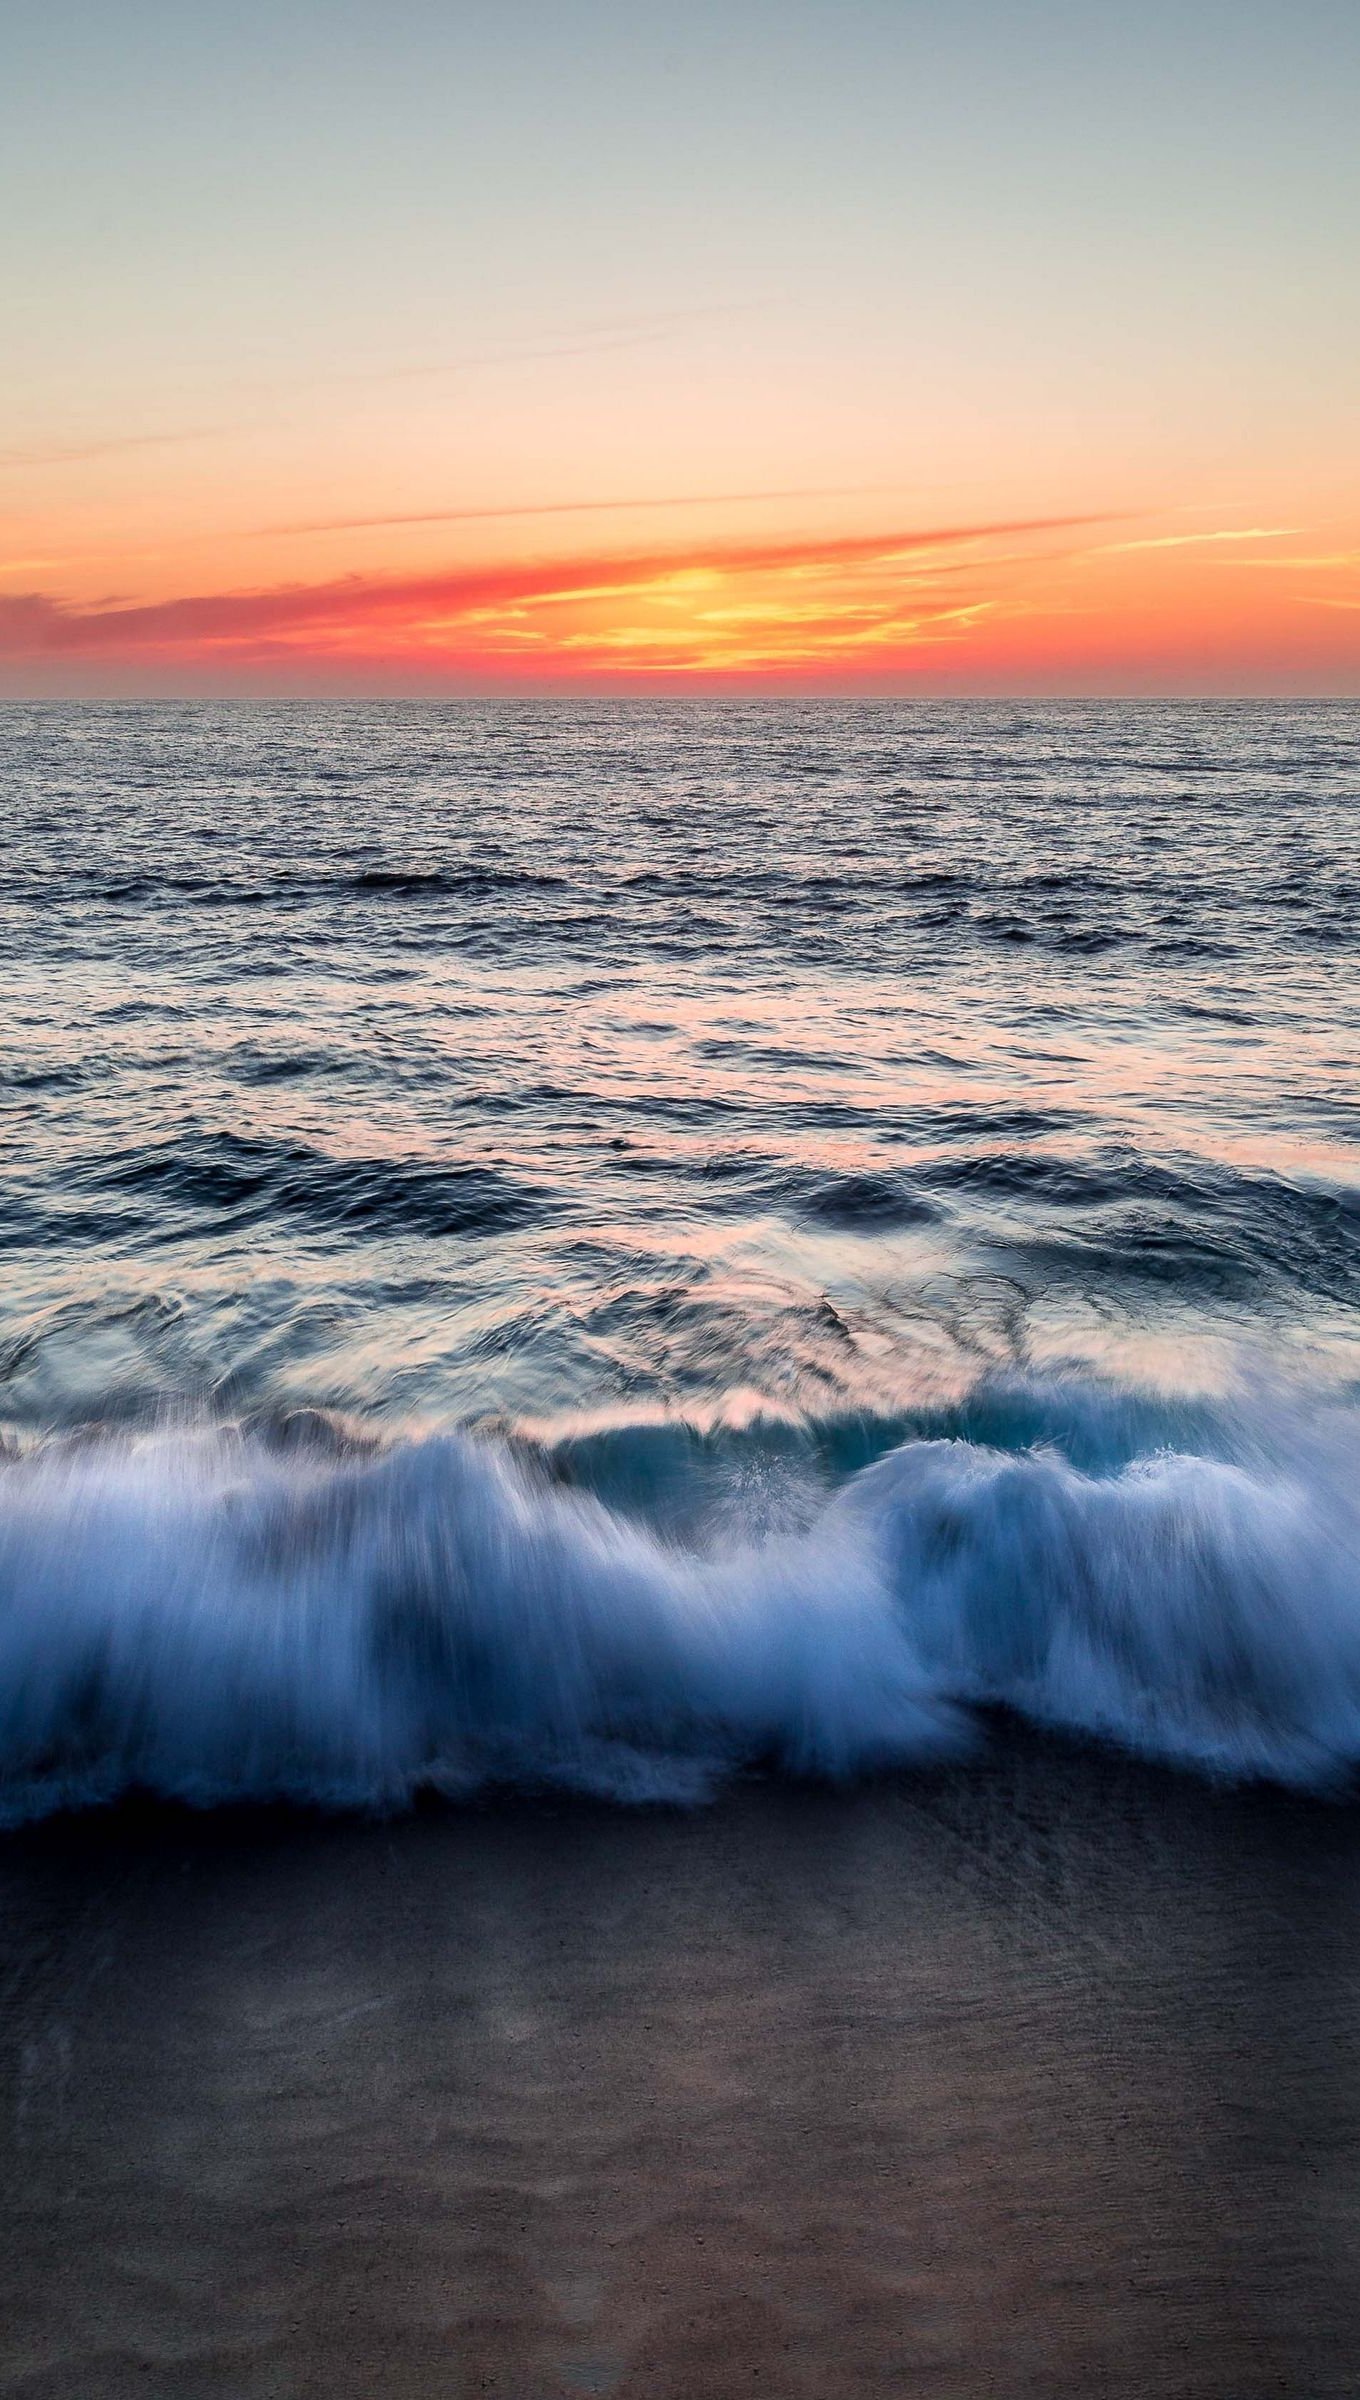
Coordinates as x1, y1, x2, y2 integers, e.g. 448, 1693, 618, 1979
1, 1386, 1357, 1822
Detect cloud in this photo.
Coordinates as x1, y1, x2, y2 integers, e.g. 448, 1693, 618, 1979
1210, 549, 1360, 572
0, 431, 217, 471
0, 514, 1108, 660
0, 595, 66, 643
2, 312, 751, 476
1095, 527, 1298, 555
259, 484, 892, 538
318, 304, 754, 390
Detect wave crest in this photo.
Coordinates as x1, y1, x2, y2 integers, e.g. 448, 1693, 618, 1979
1, 1384, 1358, 1822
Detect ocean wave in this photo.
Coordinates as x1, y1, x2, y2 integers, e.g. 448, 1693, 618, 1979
0, 864, 569, 906
29, 1133, 548, 1246
1, 1381, 1358, 1824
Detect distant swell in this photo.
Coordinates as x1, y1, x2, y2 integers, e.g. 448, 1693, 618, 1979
12, 1133, 546, 1246
2, 1382, 1359, 1823
6, 864, 570, 905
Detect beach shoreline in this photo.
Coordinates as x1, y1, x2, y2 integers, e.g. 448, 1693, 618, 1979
3, 1732, 1358, 2397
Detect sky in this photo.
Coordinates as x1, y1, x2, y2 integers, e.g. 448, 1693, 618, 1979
2, 0, 1357, 695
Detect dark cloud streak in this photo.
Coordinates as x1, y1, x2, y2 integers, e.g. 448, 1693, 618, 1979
0, 431, 218, 472
262, 485, 894, 538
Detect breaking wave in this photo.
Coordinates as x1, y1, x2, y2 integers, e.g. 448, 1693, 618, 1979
2, 1379, 1359, 1823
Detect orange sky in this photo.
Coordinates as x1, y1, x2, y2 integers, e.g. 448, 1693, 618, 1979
3, 3, 1358, 694
5, 504, 1358, 695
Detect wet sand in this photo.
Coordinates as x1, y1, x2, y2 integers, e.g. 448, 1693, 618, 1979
3, 1735, 1359, 2398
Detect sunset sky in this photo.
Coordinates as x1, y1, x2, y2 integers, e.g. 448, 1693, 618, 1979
3, 0, 1357, 694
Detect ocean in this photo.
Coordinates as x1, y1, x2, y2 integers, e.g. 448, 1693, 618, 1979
1, 696, 1358, 1817
4, 696, 1360, 2398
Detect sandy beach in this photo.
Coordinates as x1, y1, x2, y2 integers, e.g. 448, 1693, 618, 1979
3, 1734, 1358, 2398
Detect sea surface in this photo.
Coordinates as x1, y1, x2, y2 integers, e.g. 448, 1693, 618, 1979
1, 697, 1358, 1819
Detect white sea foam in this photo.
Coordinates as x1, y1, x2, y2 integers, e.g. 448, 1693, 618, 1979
1, 1387, 1358, 1822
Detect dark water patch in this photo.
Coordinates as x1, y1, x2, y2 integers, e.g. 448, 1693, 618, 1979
928, 1153, 1360, 1305
88, 998, 191, 1024
692, 1036, 855, 1073
7, 864, 571, 910
1057, 926, 1125, 953
784, 1168, 938, 1232
1150, 936, 1240, 961
911, 1104, 1080, 1144
0, 1062, 93, 1092
926, 1151, 1130, 1207
348, 866, 565, 896
70, 1132, 549, 1244
229, 1047, 351, 1085
1012, 1195, 1360, 1308
976, 914, 1037, 943
1017, 870, 1102, 893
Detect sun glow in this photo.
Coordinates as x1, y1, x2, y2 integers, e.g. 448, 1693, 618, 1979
4, 500, 1357, 691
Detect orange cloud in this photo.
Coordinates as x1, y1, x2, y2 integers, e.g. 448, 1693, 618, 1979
0, 514, 1106, 677
4, 504, 1356, 692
